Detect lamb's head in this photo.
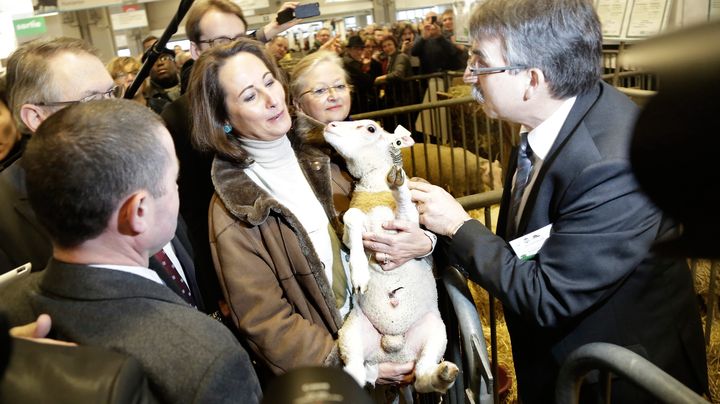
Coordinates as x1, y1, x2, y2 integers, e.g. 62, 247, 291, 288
324, 120, 414, 184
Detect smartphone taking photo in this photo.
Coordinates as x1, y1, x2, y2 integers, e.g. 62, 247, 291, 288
276, 3, 321, 24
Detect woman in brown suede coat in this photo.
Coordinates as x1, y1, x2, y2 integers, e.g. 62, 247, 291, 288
188, 38, 413, 385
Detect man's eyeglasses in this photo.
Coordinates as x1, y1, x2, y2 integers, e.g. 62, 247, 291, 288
298, 84, 351, 99
467, 65, 528, 76
197, 34, 247, 48
157, 54, 175, 63
35, 85, 121, 107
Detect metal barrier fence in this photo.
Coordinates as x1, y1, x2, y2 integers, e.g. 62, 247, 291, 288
351, 93, 513, 198
346, 67, 663, 199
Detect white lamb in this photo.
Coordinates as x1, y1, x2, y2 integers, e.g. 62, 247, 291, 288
323, 120, 458, 394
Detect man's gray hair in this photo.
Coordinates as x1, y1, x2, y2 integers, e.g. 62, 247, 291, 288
5, 37, 97, 134
469, 0, 602, 98
22, 99, 170, 248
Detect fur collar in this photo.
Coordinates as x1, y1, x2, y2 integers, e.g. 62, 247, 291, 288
212, 141, 345, 328
212, 140, 344, 235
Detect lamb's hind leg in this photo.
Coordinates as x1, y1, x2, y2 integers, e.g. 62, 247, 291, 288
408, 311, 459, 393
338, 307, 381, 387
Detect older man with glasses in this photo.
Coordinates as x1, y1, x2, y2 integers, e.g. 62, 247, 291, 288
409, 0, 708, 402
0, 38, 211, 326
0, 38, 118, 276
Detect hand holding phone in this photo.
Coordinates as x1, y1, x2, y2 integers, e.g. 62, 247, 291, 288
276, 2, 320, 24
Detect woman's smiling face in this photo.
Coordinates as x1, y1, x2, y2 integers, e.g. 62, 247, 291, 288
220, 52, 291, 140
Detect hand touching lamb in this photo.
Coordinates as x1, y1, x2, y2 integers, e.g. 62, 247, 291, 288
324, 120, 458, 393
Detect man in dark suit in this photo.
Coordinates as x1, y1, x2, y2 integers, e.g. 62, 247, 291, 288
0, 99, 261, 403
0, 37, 205, 312
408, 0, 708, 402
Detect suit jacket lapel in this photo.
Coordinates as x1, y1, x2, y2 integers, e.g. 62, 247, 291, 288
498, 147, 518, 240
514, 82, 603, 235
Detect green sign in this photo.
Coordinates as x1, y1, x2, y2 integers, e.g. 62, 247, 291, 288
14, 17, 47, 37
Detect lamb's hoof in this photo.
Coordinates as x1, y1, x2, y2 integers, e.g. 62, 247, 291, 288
344, 363, 367, 387
351, 272, 369, 294
432, 361, 459, 392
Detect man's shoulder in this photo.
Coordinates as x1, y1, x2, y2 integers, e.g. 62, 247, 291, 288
160, 93, 190, 130
0, 159, 24, 195
584, 81, 639, 134
0, 270, 44, 326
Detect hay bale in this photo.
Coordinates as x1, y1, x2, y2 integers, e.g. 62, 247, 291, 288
705, 314, 720, 403
694, 258, 720, 403
692, 259, 720, 299
467, 280, 517, 403
466, 207, 517, 402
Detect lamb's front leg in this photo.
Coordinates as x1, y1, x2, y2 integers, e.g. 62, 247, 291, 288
343, 208, 370, 293
392, 183, 419, 224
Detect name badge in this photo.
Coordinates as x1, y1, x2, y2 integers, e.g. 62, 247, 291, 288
509, 224, 552, 261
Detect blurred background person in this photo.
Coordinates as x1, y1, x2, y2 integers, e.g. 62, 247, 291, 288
440, 9, 468, 68
267, 35, 290, 63
412, 11, 463, 74
310, 27, 332, 53
106, 56, 145, 105
396, 22, 420, 74
141, 35, 158, 52
342, 35, 377, 114
375, 35, 411, 85
142, 47, 180, 114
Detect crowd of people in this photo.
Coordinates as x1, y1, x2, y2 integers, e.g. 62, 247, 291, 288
0, 0, 710, 403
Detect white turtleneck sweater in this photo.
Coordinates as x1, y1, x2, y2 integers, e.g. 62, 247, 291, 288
239, 135, 340, 306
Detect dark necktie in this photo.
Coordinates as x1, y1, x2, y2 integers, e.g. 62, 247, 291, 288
154, 249, 197, 307
509, 132, 533, 231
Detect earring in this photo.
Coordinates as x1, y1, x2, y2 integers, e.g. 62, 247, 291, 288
223, 123, 232, 134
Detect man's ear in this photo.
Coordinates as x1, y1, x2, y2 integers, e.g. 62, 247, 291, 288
117, 191, 150, 236
524, 68, 545, 101
19, 104, 49, 133
189, 42, 201, 60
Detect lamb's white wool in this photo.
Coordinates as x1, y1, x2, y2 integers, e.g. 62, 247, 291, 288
324, 120, 458, 394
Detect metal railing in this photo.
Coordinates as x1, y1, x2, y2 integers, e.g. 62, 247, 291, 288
352, 95, 513, 198
555, 342, 708, 404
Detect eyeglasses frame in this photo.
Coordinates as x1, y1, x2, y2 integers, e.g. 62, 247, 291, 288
297, 83, 352, 100
34, 85, 121, 107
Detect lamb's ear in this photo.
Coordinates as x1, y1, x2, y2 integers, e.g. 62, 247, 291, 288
393, 125, 415, 147
294, 112, 327, 145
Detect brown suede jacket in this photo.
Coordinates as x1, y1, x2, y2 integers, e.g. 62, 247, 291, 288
210, 141, 353, 376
